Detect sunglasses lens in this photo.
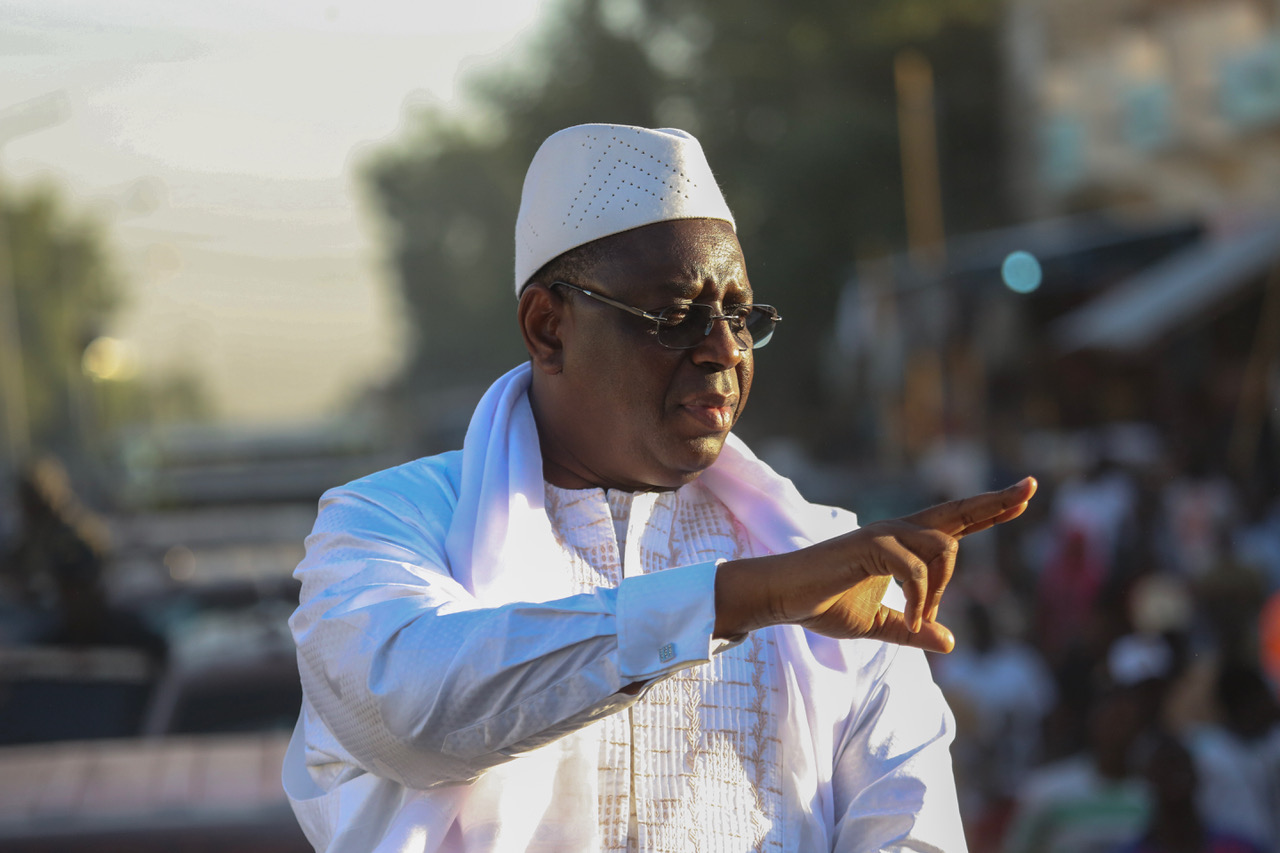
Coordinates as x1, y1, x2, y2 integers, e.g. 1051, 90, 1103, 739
656, 305, 777, 349
657, 305, 709, 349
744, 308, 776, 349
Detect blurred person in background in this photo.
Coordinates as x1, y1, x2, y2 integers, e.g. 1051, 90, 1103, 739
934, 601, 1056, 833
1184, 664, 1280, 851
1036, 521, 1108, 664
1051, 455, 1138, 581
1002, 683, 1150, 853
1160, 449, 1237, 581
0, 456, 167, 746
1114, 733, 1264, 853
1235, 498, 1280, 593
1037, 451, 1140, 672
0, 456, 163, 663
282, 123, 1037, 852
1, 456, 108, 621
1196, 528, 1270, 666
1105, 632, 1182, 740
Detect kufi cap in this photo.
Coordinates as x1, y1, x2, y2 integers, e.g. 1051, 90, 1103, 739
514, 123, 735, 295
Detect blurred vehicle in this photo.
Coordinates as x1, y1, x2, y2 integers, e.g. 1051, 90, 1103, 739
0, 584, 307, 850
0, 646, 157, 746
0, 731, 306, 852
142, 591, 301, 737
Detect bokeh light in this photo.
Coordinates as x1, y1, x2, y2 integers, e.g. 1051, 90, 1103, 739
1001, 250, 1043, 293
81, 336, 139, 382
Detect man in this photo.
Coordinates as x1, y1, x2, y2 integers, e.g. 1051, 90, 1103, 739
283, 124, 1035, 852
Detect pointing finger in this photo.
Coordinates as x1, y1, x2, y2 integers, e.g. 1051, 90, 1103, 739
905, 477, 1037, 538
954, 498, 1032, 538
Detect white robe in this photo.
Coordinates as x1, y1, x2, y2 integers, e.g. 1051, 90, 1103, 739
282, 363, 966, 852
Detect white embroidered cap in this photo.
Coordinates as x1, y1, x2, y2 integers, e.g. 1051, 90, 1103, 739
514, 123, 736, 296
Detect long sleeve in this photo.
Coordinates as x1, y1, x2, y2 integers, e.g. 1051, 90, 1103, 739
290, 461, 723, 792
829, 640, 967, 852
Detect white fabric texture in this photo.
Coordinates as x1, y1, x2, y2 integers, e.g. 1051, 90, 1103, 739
284, 362, 965, 852
514, 124, 736, 294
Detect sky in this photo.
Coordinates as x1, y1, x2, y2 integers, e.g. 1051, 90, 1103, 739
1, 0, 552, 424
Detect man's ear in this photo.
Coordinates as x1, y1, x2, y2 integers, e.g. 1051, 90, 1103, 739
518, 283, 566, 374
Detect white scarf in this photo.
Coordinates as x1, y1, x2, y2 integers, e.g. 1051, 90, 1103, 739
443, 362, 850, 604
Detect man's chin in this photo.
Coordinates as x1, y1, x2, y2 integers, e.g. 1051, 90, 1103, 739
663, 436, 729, 486
618, 434, 732, 492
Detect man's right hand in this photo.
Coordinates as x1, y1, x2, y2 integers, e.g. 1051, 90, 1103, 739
713, 478, 1037, 653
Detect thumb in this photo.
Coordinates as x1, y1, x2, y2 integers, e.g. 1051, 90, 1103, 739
866, 605, 956, 654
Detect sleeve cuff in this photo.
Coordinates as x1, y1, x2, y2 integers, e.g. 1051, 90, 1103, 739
616, 561, 719, 681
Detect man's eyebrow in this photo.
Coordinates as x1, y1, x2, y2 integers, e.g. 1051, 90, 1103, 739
656, 279, 701, 299
640, 285, 698, 307
655, 278, 753, 301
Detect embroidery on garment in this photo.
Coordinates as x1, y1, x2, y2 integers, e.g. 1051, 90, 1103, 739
544, 482, 784, 853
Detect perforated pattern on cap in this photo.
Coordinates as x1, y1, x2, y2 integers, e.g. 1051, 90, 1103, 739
564, 129, 700, 225
515, 124, 735, 295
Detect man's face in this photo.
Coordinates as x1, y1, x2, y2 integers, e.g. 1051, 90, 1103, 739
538, 218, 754, 491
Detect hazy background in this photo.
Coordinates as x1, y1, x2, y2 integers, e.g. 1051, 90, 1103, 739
2, 1, 1279, 850
2, 0, 553, 424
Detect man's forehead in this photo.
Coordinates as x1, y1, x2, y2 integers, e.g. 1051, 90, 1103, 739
590, 219, 749, 297
592, 218, 743, 266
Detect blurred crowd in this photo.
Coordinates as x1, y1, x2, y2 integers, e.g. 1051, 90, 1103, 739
927, 424, 1280, 852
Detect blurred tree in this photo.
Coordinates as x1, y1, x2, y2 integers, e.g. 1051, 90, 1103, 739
0, 183, 208, 466
366, 0, 1005, 451
2, 184, 118, 455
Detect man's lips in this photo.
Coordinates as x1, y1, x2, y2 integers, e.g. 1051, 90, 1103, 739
679, 393, 737, 431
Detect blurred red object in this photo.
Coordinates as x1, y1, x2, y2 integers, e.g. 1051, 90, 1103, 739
1262, 591, 1280, 690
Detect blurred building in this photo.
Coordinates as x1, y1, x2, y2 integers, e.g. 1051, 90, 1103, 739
828, 0, 1280, 489
1009, 0, 1280, 220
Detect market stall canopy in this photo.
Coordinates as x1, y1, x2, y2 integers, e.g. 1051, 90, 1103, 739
1052, 217, 1280, 354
